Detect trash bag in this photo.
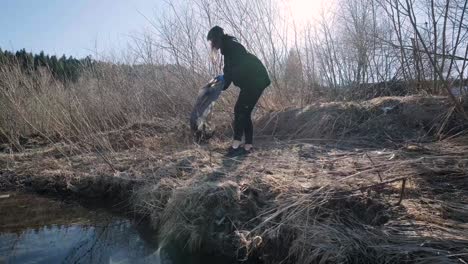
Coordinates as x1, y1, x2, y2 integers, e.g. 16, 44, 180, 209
190, 79, 224, 142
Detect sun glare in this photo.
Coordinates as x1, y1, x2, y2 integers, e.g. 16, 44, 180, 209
286, 0, 329, 23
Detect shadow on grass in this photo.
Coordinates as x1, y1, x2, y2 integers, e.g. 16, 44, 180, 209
205, 154, 247, 182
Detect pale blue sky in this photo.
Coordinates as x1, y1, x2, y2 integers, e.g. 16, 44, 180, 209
0, 0, 161, 58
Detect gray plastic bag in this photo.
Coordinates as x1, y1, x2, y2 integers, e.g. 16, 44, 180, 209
190, 79, 224, 142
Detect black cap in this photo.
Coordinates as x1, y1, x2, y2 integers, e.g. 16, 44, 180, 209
207, 26, 224, 41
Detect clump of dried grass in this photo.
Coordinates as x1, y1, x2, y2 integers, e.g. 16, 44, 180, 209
244, 141, 468, 264
132, 177, 182, 228
249, 187, 467, 263
158, 180, 242, 252
258, 96, 467, 141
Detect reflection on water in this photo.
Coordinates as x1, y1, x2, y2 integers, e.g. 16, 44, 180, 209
0, 192, 160, 264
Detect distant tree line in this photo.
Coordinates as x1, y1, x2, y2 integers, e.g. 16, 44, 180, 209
0, 48, 94, 83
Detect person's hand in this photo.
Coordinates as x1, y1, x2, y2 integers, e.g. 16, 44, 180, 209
214, 75, 224, 83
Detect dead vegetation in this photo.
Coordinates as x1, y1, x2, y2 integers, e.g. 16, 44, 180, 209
1, 95, 468, 263
258, 96, 468, 142
251, 139, 468, 263
1, 0, 468, 261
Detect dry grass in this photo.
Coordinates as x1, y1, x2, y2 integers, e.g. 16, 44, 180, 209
0, 62, 211, 152
258, 96, 468, 142
127, 135, 467, 263
1, 121, 468, 263
1, 62, 468, 263
251, 145, 468, 263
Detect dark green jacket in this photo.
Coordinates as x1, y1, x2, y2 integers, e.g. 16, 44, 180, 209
221, 35, 270, 90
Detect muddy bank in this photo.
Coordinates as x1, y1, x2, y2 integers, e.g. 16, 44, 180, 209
0, 169, 141, 202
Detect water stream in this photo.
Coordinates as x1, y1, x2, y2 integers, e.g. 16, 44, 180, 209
0, 191, 234, 264
0, 192, 164, 264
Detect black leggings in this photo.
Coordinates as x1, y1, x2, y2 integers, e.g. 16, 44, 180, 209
233, 87, 264, 144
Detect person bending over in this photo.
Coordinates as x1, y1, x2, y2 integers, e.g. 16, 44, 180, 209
207, 26, 270, 157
